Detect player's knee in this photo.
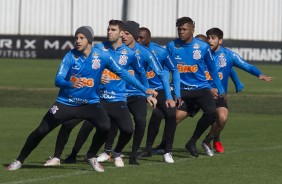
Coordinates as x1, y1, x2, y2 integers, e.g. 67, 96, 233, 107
134, 116, 146, 127
97, 122, 111, 131
203, 110, 217, 122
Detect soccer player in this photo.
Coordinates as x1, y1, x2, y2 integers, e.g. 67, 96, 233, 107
201, 27, 272, 155
166, 17, 226, 157
43, 20, 150, 168
98, 20, 174, 165
148, 34, 244, 156
136, 27, 181, 163
7, 26, 157, 172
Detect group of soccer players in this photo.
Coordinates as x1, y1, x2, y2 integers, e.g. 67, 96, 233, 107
7, 17, 272, 172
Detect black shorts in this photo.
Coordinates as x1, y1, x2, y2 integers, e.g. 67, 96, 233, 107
215, 96, 228, 109
178, 100, 200, 117
49, 101, 110, 130
177, 88, 216, 118
100, 100, 133, 133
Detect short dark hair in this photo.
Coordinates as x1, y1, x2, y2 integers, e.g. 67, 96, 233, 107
139, 27, 151, 39
206, 28, 224, 39
176, 17, 195, 28
108, 19, 125, 31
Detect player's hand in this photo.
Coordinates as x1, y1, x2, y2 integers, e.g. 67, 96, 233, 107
175, 97, 183, 108
236, 82, 244, 93
259, 75, 273, 83
165, 99, 176, 108
145, 89, 158, 97
147, 96, 157, 108
221, 92, 227, 102
210, 88, 219, 99
72, 78, 84, 88
100, 74, 111, 84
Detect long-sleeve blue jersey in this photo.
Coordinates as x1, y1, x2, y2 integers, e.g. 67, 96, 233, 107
166, 38, 225, 95
127, 42, 173, 100
95, 42, 148, 102
55, 47, 147, 106
147, 42, 181, 99
207, 46, 262, 93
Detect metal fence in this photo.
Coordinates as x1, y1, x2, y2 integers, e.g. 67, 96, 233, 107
0, 0, 281, 41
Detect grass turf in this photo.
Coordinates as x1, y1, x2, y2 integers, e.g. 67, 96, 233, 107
0, 59, 282, 184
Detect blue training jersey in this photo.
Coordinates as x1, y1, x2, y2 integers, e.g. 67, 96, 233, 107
147, 42, 181, 99
55, 47, 147, 106
166, 38, 225, 95
95, 42, 148, 102
207, 46, 262, 93
128, 42, 173, 100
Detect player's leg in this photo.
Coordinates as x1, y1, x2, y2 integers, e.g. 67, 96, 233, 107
84, 103, 111, 172
212, 107, 228, 153
111, 102, 134, 167
44, 118, 82, 166
64, 120, 94, 163
202, 97, 228, 154
8, 102, 72, 170
185, 89, 217, 157
127, 95, 147, 165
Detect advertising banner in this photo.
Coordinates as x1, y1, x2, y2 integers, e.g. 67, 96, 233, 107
0, 35, 281, 64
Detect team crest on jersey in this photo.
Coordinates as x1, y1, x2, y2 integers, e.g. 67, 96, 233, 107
193, 50, 201, 60
120, 49, 128, 55
102, 46, 109, 51
152, 50, 157, 56
135, 49, 140, 55
119, 55, 128, 65
92, 52, 100, 59
193, 43, 200, 49
50, 105, 59, 114
219, 53, 226, 67
92, 59, 101, 69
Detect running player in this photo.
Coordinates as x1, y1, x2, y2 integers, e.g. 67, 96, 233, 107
201, 27, 272, 155
7, 26, 157, 172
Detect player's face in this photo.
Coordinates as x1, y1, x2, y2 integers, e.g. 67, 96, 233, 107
107, 25, 123, 43
207, 35, 222, 52
137, 30, 150, 47
177, 23, 194, 43
122, 31, 135, 47
75, 33, 89, 51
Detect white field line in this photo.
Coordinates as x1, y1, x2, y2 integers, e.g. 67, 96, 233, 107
2, 144, 282, 184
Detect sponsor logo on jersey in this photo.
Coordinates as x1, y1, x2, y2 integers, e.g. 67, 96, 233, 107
92, 52, 100, 59
120, 49, 128, 55
177, 64, 198, 73
146, 70, 156, 79
72, 64, 80, 70
102, 69, 134, 80
102, 69, 121, 80
68, 98, 88, 104
175, 54, 182, 60
135, 49, 140, 55
119, 55, 128, 65
70, 76, 94, 87
99, 90, 116, 99
102, 46, 109, 51
92, 59, 101, 69
193, 50, 201, 60
193, 43, 200, 49
205, 71, 223, 80
50, 105, 59, 114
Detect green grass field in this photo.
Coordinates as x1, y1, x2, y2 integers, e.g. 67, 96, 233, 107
1, 59, 282, 184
